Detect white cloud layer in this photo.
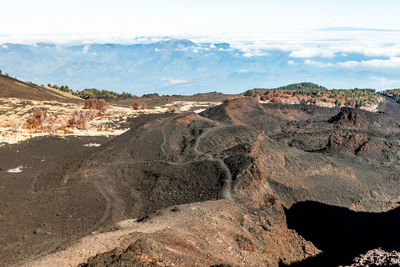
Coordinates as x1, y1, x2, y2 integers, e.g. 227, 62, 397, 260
2, 30, 400, 61
371, 77, 400, 89
161, 78, 188, 85
305, 57, 400, 69
304, 60, 334, 68
339, 57, 400, 68
290, 48, 336, 58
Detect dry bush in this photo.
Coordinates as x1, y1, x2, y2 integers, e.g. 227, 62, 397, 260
64, 129, 74, 134
84, 98, 109, 113
166, 104, 182, 113
10, 121, 22, 133
97, 99, 109, 113
67, 110, 97, 130
132, 102, 147, 110
26, 108, 55, 131
84, 98, 97, 109
56, 125, 74, 134
26, 108, 46, 128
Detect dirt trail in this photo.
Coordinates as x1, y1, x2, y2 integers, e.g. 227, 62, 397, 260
82, 120, 235, 240
86, 180, 114, 235
192, 124, 234, 200
160, 120, 234, 200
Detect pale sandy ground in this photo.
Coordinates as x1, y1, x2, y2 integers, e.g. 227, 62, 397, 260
0, 98, 219, 146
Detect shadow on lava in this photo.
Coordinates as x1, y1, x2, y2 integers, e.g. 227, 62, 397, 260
280, 201, 400, 267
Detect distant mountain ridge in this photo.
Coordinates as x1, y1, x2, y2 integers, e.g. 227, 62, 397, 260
0, 38, 399, 95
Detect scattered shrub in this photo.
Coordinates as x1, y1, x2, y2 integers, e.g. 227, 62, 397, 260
84, 98, 109, 113
63, 129, 74, 134
166, 104, 182, 113
10, 121, 22, 133
67, 110, 97, 130
132, 102, 147, 110
26, 108, 55, 131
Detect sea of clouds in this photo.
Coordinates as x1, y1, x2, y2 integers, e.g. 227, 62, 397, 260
1, 29, 399, 93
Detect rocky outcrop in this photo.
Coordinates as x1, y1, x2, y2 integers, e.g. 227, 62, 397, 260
329, 107, 400, 135
329, 107, 370, 129
326, 130, 369, 153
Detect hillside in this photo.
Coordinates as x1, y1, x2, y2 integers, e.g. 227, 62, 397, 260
277, 82, 328, 91
244, 83, 382, 111
0, 74, 82, 103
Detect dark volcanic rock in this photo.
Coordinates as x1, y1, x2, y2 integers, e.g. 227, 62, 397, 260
6, 97, 400, 266
329, 107, 400, 135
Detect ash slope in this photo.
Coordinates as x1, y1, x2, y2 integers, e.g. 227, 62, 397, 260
16, 98, 400, 266
0, 74, 82, 102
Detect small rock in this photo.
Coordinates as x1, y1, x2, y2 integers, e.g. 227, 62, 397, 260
170, 206, 180, 212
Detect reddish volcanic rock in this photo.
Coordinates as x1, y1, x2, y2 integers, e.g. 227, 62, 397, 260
213, 97, 309, 126
326, 130, 369, 153
329, 107, 370, 130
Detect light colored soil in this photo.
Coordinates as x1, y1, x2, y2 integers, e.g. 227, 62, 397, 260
0, 98, 219, 146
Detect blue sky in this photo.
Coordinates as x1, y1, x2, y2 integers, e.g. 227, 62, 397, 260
1, 1, 400, 93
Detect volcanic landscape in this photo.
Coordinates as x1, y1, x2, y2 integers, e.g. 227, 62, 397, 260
1, 74, 400, 267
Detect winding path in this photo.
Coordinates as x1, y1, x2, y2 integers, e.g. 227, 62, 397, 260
90, 119, 235, 235
192, 124, 234, 200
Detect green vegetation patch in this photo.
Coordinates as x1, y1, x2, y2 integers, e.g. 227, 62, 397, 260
244, 83, 381, 108
47, 84, 134, 100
